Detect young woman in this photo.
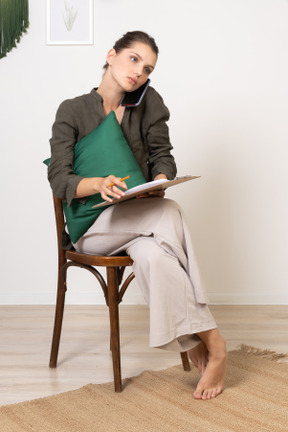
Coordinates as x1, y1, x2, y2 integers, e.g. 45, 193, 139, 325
48, 31, 227, 400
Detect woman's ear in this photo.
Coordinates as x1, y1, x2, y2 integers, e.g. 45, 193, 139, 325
106, 48, 116, 66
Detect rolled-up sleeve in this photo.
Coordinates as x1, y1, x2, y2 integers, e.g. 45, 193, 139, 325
48, 100, 84, 207
146, 90, 177, 180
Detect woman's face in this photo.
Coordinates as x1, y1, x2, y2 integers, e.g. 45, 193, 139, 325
107, 42, 157, 92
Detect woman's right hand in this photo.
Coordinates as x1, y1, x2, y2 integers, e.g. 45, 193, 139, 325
75, 176, 128, 202
97, 176, 128, 202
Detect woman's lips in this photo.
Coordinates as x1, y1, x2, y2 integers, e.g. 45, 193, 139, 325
127, 76, 137, 85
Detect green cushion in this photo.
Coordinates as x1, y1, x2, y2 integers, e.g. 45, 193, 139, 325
45, 111, 146, 243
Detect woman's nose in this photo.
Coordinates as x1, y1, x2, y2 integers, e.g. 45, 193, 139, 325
134, 66, 142, 77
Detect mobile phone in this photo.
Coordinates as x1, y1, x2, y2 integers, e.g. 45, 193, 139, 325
120, 79, 150, 107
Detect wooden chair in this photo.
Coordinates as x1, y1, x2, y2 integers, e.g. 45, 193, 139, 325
49, 194, 191, 392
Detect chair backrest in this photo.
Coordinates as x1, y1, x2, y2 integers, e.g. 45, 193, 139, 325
52, 195, 66, 267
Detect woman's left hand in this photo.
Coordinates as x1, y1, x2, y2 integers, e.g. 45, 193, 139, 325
136, 189, 165, 199
136, 173, 167, 199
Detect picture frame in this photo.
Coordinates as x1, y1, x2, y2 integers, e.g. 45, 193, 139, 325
47, 0, 93, 45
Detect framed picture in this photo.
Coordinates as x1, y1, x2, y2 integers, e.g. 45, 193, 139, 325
47, 0, 93, 45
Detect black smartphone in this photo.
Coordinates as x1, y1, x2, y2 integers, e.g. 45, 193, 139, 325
120, 79, 150, 107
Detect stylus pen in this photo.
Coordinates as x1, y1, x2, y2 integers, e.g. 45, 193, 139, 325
108, 175, 130, 187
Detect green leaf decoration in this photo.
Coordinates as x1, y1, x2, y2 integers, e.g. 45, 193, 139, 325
0, 0, 29, 59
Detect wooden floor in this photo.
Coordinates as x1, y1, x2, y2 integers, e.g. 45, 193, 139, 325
1, 305, 287, 406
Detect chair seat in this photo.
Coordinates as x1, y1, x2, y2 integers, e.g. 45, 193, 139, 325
66, 250, 134, 267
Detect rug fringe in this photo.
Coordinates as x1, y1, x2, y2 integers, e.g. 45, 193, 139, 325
237, 344, 288, 362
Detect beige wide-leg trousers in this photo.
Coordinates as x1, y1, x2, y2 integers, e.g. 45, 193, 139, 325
73, 198, 217, 352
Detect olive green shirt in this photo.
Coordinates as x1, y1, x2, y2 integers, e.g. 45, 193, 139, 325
48, 86, 177, 206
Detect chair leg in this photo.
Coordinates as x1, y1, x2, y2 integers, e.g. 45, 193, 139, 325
180, 352, 191, 371
107, 266, 122, 392
49, 273, 66, 368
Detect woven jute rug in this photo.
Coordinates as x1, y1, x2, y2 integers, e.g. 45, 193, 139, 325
1, 345, 288, 432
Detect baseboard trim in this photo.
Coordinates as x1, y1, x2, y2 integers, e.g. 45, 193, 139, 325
208, 293, 288, 305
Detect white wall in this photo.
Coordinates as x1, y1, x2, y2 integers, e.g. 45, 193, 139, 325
1, 0, 287, 305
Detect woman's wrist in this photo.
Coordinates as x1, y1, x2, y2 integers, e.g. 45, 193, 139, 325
74, 177, 100, 198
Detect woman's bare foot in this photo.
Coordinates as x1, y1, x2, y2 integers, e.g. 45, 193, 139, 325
188, 341, 209, 375
188, 329, 227, 400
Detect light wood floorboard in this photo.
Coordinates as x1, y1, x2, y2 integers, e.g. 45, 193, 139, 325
0, 305, 287, 406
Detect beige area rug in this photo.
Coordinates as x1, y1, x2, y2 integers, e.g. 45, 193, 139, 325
1, 346, 288, 432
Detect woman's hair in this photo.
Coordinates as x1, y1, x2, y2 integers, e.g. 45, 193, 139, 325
103, 30, 159, 70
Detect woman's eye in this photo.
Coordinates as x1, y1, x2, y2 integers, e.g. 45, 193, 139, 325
144, 67, 151, 75
131, 56, 137, 62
